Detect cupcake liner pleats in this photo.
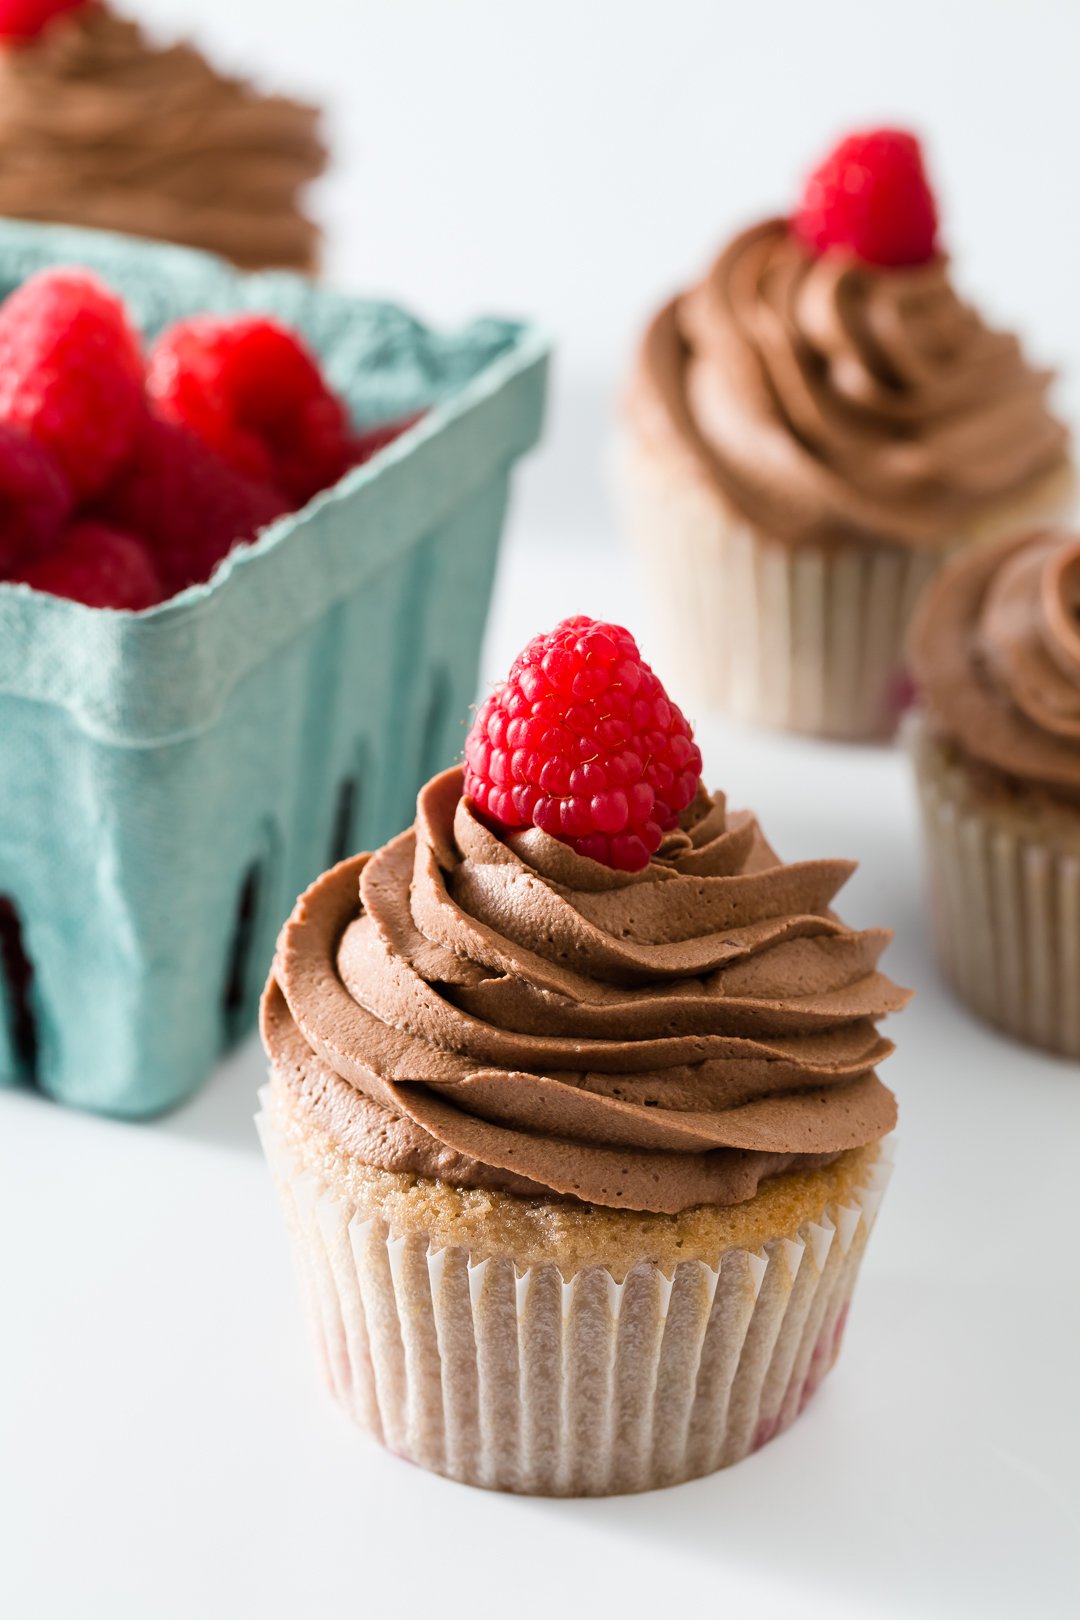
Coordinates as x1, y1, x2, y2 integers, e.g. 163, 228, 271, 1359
258, 1092, 891, 1496
616, 440, 942, 740
912, 739, 1080, 1057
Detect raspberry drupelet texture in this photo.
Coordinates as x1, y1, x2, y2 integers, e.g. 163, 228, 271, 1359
793, 128, 938, 268
147, 314, 351, 507
0, 422, 73, 574
0, 269, 145, 500
464, 615, 702, 872
13, 520, 162, 611
95, 414, 288, 593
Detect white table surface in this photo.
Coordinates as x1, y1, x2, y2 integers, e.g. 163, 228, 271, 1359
3, 514, 1080, 1620
5, 1, 1080, 1613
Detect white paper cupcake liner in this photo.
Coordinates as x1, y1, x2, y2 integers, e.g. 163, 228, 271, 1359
616, 441, 944, 740
913, 739, 1080, 1057
258, 1091, 892, 1496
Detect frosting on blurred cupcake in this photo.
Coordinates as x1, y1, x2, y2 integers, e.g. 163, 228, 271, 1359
630, 218, 1070, 550
910, 528, 1080, 795
0, 3, 326, 272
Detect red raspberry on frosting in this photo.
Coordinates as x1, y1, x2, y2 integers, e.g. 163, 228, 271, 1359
0, 268, 145, 501
0, 0, 87, 43
0, 422, 73, 574
793, 128, 938, 268
464, 615, 703, 873
13, 520, 163, 611
147, 314, 351, 507
94, 413, 288, 594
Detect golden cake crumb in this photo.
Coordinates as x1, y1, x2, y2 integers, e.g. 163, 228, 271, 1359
268, 1070, 883, 1279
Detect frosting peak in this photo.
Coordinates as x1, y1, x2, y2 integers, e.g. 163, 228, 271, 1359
629, 220, 1068, 549
264, 768, 905, 1215
911, 528, 1080, 792
0, 6, 326, 272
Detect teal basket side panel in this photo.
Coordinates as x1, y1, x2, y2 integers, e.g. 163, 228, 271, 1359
0, 468, 515, 1116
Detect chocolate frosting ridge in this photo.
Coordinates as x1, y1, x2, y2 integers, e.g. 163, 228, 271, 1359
911, 528, 1080, 793
265, 768, 904, 1214
628, 219, 1068, 549
0, 6, 325, 272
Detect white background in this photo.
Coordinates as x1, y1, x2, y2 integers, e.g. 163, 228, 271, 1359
3, 3, 1080, 1617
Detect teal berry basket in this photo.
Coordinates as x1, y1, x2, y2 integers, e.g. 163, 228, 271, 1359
0, 219, 549, 1118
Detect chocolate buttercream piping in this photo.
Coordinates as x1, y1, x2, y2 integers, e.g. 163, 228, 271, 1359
628, 219, 1068, 549
910, 528, 1080, 793
264, 768, 905, 1214
0, 6, 325, 273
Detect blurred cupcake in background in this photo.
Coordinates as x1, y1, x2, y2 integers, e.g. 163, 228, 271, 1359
909, 528, 1080, 1058
619, 129, 1072, 740
0, 1, 326, 272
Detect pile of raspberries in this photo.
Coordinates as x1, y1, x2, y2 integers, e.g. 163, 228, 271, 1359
0, 268, 411, 610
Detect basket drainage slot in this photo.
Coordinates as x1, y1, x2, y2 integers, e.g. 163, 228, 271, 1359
0, 897, 38, 1084
222, 863, 263, 1041
329, 776, 360, 867
420, 667, 453, 783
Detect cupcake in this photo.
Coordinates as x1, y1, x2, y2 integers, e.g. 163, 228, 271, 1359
0, 2, 326, 272
619, 129, 1072, 740
909, 528, 1080, 1057
259, 615, 906, 1495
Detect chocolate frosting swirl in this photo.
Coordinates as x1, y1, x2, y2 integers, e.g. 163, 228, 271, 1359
629, 219, 1069, 550
263, 768, 905, 1215
911, 528, 1080, 794
0, 6, 326, 273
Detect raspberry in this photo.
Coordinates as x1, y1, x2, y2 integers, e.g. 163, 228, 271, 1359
94, 414, 288, 593
793, 128, 938, 268
464, 616, 703, 873
0, 423, 73, 574
13, 521, 162, 611
147, 315, 350, 507
0, 0, 87, 42
0, 268, 145, 500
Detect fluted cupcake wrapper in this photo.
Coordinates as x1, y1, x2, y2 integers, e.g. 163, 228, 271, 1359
258, 1092, 892, 1496
912, 738, 1080, 1057
616, 439, 952, 740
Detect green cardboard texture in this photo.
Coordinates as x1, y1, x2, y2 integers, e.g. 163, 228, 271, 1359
0, 220, 549, 1116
